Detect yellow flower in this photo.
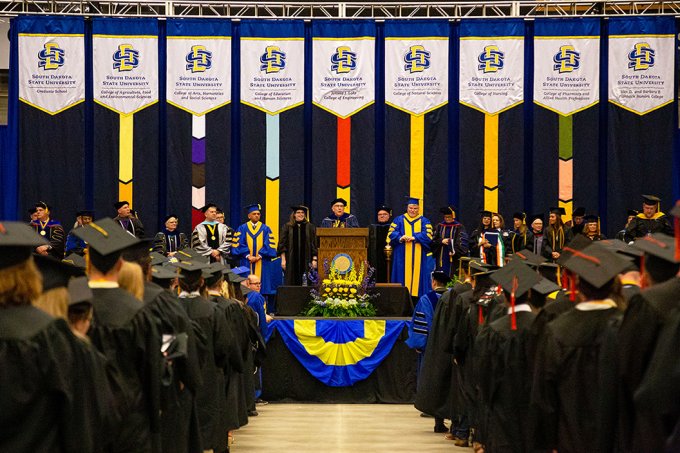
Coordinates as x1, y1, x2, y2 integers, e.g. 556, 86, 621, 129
325, 287, 331, 293
332, 288, 338, 293
350, 288, 357, 294
322, 279, 331, 285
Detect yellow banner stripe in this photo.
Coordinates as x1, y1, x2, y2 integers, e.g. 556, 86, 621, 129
294, 320, 385, 366
410, 114, 425, 213
119, 182, 133, 209
484, 114, 499, 213
119, 113, 134, 207
266, 178, 280, 244
337, 186, 351, 214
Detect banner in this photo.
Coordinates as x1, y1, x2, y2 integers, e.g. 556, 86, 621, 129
92, 18, 159, 229
166, 19, 231, 228
16, 16, 86, 227
311, 21, 375, 224
267, 319, 407, 387
459, 19, 525, 220
384, 21, 449, 220
240, 20, 305, 240
533, 18, 601, 222
606, 17, 675, 236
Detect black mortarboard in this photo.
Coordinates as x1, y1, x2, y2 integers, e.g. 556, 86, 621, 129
35, 255, 84, 291
72, 217, 140, 257
291, 205, 310, 217
121, 238, 153, 263
168, 260, 211, 275
149, 252, 166, 266
469, 261, 498, 274
62, 253, 87, 270
200, 203, 218, 213
511, 249, 547, 267
632, 233, 680, 264
549, 207, 566, 216
572, 207, 586, 217
174, 248, 210, 264
439, 206, 457, 217
512, 212, 526, 221
431, 271, 450, 285
67, 276, 92, 306
226, 270, 246, 283
480, 210, 492, 218
583, 215, 599, 224
538, 262, 559, 283
113, 201, 129, 210
529, 214, 544, 224
627, 209, 639, 217
28, 207, 37, 215
241, 284, 253, 296
331, 198, 348, 207
377, 205, 392, 216
599, 239, 643, 260
556, 235, 594, 266
642, 195, 661, 206
562, 243, 631, 288
76, 210, 95, 218
472, 271, 497, 290
204, 261, 226, 279
150, 265, 182, 281
35, 201, 50, 210
0, 222, 48, 269
491, 259, 541, 300
532, 277, 561, 296
163, 214, 179, 223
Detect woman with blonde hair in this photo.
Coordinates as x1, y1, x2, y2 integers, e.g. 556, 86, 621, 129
118, 260, 145, 301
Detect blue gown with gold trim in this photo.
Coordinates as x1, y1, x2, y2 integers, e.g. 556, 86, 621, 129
232, 221, 278, 295
388, 214, 435, 298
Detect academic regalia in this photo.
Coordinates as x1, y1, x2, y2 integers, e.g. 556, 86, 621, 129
470, 227, 506, 266
432, 220, 469, 277
191, 221, 233, 264
209, 292, 250, 431
178, 291, 231, 453
320, 212, 360, 228
541, 225, 574, 260
88, 286, 163, 453
406, 287, 447, 351
246, 291, 268, 340
30, 218, 66, 259
65, 226, 88, 255
142, 281, 204, 453
153, 230, 189, 256
625, 212, 673, 238
368, 222, 391, 283
388, 213, 434, 297
232, 221, 278, 295
508, 228, 534, 254
278, 220, 317, 286
113, 215, 145, 239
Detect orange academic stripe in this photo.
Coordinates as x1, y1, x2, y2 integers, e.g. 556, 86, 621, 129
337, 116, 351, 187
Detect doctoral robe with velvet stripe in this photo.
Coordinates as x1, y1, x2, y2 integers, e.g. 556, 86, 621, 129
232, 221, 278, 294
388, 213, 434, 298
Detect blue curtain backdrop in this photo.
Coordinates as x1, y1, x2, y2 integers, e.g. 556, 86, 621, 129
2, 15, 679, 238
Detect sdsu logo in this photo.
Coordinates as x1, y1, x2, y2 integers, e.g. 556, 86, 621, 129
186, 45, 212, 73
330, 46, 356, 74
38, 42, 65, 70
477, 45, 504, 73
403, 45, 431, 73
553, 45, 580, 73
628, 42, 655, 71
113, 44, 139, 72
260, 46, 286, 74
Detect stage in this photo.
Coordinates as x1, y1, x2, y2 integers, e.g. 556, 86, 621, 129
261, 317, 417, 404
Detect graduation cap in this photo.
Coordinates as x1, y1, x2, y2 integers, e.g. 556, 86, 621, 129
572, 207, 586, 217
556, 235, 593, 266
0, 222, 48, 269
439, 206, 457, 217
642, 194, 661, 206
72, 218, 141, 273
627, 209, 639, 217
113, 201, 129, 210
76, 210, 95, 218
150, 265, 182, 281
241, 284, 253, 296
35, 254, 84, 291
491, 259, 541, 329
174, 248, 210, 264
290, 205, 310, 221
538, 262, 559, 284
376, 205, 392, 216
431, 270, 450, 285
480, 210, 492, 218
512, 212, 526, 222
549, 207, 566, 216
168, 260, 210, 273
583, 215, 599, 224
163, 214, 179, 223
28, 207, 37, 216
226, 270, 246, 283
469, 260, 498, 274
632, 233, 680, 264
231, 266, 251, 278
599, 239, 643, 260
532, 277, 561, 297
245, 203, 262, 214
203, 262, 227, 285
121, 238, 154, 264
62, 253, 87, 270
67, 276, 93, 306
200, 203, 218, 213
35, 201, 51, 211
529, 214, 544, 224
149, 252, 167, 266
405, 197, 420, 206
561, 243, 631, 289
331, 198, 348, 207
511, 249, 547, 267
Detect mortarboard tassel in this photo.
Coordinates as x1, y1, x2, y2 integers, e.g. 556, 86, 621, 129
569, 270, 576, 302
640, 254, 646, 289
478, 305, 484, 326
510, 275, 518, 331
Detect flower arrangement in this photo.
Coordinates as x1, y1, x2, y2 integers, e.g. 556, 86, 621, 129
304, 259, 377, 317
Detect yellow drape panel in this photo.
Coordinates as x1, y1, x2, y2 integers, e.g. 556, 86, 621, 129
294, 320, 386, 366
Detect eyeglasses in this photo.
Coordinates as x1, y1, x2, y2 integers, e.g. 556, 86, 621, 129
250, 282, 262, 286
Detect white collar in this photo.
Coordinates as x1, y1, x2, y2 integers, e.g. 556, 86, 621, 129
178, 290, 201, 299
575, 299, 617, 311
507, 305, 532, 315
88, 281, 119, 289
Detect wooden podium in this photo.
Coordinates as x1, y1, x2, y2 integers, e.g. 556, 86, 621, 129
316, 228, 368, 278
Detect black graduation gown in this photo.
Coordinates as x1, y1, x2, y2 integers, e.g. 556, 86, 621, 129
413, 288, 458, 419
278, 221, 317, 286
625, 214, 673, 239
508, 229, 534, 254
445, 288, 475, 420
179, 295, 231, 452
210, 294, 250, 431
88, 288, 162, 453
527, 291, 573, 363
0, 305, 111, 453
142, 282, 204, 453
541, 226, 574, 260
531, 307, 621, 453
474, 310, 536, 453
368, 223, 390, 283
618, 277, 680, 453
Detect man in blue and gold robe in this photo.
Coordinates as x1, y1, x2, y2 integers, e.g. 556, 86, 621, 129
388, 198, 435, 298
232, 203, 279, 299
